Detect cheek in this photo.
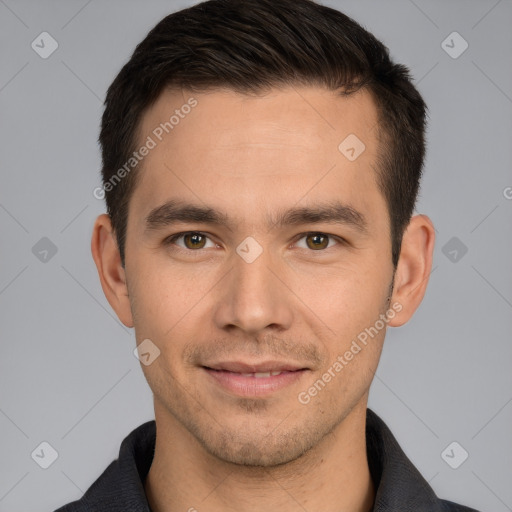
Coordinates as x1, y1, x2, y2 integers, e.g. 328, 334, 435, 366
287, 260, 389, 335
127, 258, 220, 379
298, 328, 384, 418
128, 255, 208, 329
290, 260, 391, 396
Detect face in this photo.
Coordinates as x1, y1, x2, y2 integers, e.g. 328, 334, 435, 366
109, 86, 401, 466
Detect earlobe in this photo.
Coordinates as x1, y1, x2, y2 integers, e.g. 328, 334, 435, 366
90, 214, 134, 328
387, 214, 435, 327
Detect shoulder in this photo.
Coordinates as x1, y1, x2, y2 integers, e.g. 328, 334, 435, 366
52, 420, 155, 512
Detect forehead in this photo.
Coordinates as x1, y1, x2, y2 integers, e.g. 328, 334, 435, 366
131, 85, 383, 230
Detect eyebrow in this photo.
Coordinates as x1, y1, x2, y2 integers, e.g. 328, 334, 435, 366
144, 199, 368, 234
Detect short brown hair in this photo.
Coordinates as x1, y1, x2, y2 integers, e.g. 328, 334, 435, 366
99, 0, 427, 267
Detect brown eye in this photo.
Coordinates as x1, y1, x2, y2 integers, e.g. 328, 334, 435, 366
165, 231, 215, 251
305, 233, 330, 250
183, 232, 207, 249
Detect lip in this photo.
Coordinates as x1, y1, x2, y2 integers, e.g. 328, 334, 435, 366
202, 364, 309, 397
204, 360, 307, 373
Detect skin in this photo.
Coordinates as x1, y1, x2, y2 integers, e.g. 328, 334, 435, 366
91, 85, 435, 512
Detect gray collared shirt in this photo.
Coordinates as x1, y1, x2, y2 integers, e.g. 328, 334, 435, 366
54, 408, 481, 511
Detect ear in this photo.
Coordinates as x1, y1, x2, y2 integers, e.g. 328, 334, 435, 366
90, 213, 134, 328
387, 214, 435, 327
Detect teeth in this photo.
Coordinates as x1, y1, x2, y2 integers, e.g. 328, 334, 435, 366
238, 371, 283, 377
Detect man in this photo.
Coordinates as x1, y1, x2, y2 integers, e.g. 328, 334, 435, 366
55, 0, 481, 510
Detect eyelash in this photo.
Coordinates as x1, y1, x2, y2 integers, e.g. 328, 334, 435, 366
163, 231, 346, 253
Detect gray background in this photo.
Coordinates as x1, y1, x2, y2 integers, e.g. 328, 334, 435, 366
1, 0, 511, 510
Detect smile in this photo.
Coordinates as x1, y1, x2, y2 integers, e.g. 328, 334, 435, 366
202, 367, 308, 397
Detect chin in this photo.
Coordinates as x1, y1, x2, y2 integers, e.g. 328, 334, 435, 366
202, 435, 311, 467
188, 416, 323, 468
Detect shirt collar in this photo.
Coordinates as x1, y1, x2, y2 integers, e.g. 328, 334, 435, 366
365, 408, 446, 511
57, 408, 453, 511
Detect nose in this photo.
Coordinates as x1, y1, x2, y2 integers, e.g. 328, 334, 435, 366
212, 241, 294, 335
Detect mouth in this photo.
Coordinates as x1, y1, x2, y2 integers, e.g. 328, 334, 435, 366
212, 370, 288, 377
201, 361, 309, 397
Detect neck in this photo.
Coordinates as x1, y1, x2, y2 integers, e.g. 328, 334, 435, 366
144, 399, 375, 512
